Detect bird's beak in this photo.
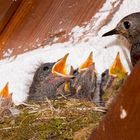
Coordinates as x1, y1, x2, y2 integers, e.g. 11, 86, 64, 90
78, 52, 96, 72
102, 28, 119, 37
109, 52, 127, 78
0, 83, 10, 98
52, 53, 74, 78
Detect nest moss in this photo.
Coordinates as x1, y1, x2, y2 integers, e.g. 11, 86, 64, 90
0, 99, 103, 140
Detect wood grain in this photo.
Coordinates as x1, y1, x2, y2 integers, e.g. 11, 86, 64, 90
89, 61, 140, 140
0, 0, 106, 59
0, 0, 22, 34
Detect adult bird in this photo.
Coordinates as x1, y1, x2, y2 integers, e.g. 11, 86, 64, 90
102, 12, 140, 66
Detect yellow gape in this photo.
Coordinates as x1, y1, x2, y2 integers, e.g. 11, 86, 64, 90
109, 52, 127, 79
0, 83, 9, 98
78, 52, 96, 73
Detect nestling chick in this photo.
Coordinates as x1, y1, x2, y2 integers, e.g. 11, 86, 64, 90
0, 83, 13, 118
100, 52, 127, 106
28, 54, 73, 101
71, 52, 97, 101
103, 12, 140, 66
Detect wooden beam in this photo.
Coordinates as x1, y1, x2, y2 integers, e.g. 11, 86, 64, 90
0, 0, 22, 34
90, 61, 140, 140
0, 0, 106, 59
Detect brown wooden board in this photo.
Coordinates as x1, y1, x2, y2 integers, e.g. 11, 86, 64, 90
89, 61, 140, 140
0, 0, 123, 61
0, 0, 22, 34
0, 0, 107, 59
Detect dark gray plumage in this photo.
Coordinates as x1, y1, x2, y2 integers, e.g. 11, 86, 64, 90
102, 12, 140, 66
71, 65, 97, 101
28, 63, 67, 101
28, 63, 98, 102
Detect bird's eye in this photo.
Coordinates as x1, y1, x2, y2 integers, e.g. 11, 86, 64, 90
43, 66, 49, 71
123, 21, 130, 29
73, 69, 78, 75
102, 72, 106, 77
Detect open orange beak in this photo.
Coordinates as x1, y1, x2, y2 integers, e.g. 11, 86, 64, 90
52, 53, 74, 78
109, 52, 127, 77
78, 52, 96, 72
0, 83, 10, 98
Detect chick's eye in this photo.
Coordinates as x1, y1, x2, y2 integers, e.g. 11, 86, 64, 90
73, 70, 78, 74
43, 66, 49, 71
123, 21, 130, 29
